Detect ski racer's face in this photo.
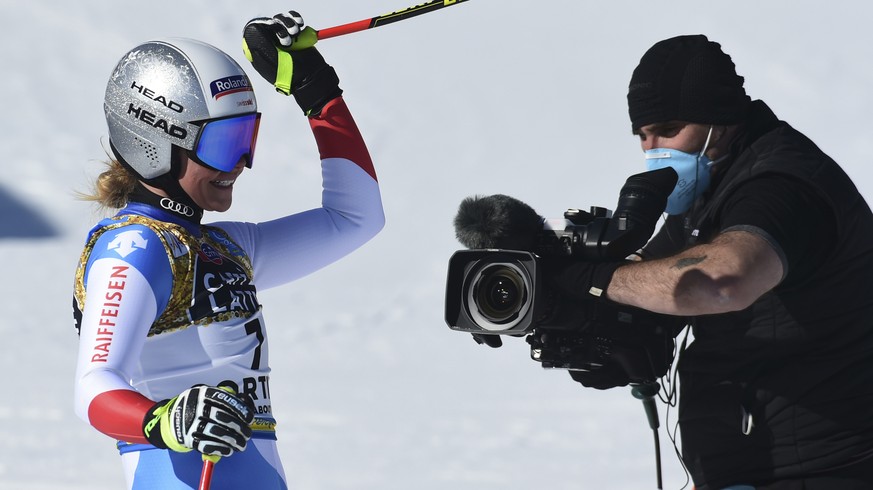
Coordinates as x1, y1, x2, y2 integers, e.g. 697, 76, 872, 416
177, 154, 245, 212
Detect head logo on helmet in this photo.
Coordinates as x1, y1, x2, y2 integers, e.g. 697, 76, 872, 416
104, 38, 258, 182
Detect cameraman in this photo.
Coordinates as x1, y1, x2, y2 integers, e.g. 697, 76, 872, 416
553, 35, 873, 489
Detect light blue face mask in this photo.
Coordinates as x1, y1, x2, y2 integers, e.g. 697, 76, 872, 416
644, 126, 715, 215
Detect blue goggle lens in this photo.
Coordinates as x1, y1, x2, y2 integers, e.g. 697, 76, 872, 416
193, 113, 261, 172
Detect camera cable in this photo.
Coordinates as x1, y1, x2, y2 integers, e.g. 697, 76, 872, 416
632, 381, 664, 489
662, 324, 693, 489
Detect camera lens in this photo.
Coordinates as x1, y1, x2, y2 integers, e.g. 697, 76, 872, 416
479, 272, 521, 318
473, 264, 528, 325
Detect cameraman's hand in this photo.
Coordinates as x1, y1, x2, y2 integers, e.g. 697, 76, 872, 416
142, 385, 254, 457
568, 366, 631, 390
543, 257, 625, 302
242, 11, 343, 116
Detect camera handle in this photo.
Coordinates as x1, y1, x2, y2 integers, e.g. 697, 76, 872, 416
631, 382, 663, 489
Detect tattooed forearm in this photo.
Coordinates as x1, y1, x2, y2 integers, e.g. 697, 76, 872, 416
673, 256, 707, 269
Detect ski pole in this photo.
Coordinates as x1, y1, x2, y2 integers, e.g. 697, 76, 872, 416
198, 454, 220, 490
317, 0, 470, 40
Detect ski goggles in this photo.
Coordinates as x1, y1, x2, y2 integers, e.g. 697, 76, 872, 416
189, 112, 261, 172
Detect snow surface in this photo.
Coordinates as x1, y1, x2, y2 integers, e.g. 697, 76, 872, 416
1, 1, 872, 489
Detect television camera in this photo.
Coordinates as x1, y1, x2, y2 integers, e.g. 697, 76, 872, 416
444, 167, 685, 386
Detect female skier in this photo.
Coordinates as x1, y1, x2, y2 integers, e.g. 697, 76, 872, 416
72, 12, 383, 489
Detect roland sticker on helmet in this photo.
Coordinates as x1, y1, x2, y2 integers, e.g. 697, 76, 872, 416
210, 75, 252, 100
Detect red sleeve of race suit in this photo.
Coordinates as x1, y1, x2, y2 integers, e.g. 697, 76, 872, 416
309, 97, 377, 181
88, 390, 155, 444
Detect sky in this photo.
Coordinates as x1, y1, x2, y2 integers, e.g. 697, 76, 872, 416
1, 1, 872, 489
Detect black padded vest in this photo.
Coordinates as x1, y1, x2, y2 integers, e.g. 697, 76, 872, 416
646, 101, 873, 488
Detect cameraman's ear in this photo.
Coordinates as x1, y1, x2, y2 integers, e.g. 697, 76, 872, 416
472, 333, 503, 348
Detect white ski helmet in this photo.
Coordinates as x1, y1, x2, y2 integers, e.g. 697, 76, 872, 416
104, 38, 258, 180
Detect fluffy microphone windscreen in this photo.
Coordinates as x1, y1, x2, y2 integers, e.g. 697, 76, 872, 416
453, 194, 544, 250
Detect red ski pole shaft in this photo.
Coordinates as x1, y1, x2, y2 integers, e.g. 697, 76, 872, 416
317, 0, 470, 40
198, 455, 220, 490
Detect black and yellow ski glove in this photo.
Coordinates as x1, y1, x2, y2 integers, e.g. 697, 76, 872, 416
243, 11, 343, 117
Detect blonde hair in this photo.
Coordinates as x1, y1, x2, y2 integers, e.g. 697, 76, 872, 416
79, 159, 137, 210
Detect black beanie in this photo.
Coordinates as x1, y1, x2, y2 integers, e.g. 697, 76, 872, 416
627, 35, 750, 131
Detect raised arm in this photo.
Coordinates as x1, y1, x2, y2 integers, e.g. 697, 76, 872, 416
216, 97, 384, 289
214, 12, 384, 289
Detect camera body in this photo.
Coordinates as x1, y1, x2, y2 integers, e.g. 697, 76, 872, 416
444, 168, 683, 383
445, 206, 621, 335
444, 247, 678, 379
